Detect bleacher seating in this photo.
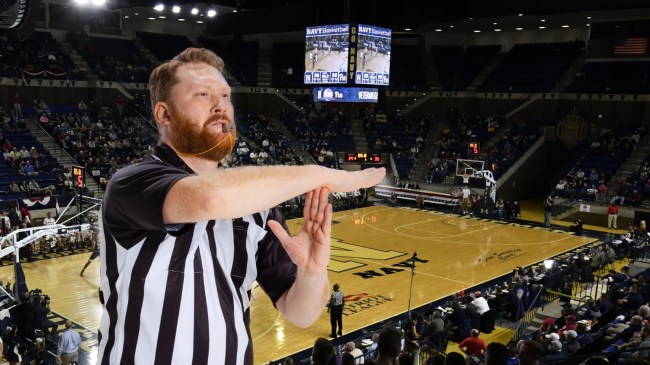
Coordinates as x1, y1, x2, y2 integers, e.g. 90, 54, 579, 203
0, 31, 81, 80
199, 37, 259, 86
431, 45, 501, 91
555, 127, 641, 202
272, 42, 304, 88
568, 61, 650, 94
68, 33, 152, 83
365, 114, 432, 179
390, 45, 428, 91
484, 119, 542, 180
136, 31, 194, 63
233, 114, 303, 167
282, 106, 354, 168
37, 107, 155, 189
480, 41, 584, 92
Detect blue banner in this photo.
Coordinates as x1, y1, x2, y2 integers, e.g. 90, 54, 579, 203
313, 87, 379, 103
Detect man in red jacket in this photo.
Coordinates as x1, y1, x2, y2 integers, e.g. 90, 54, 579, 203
608, 202, 619, 230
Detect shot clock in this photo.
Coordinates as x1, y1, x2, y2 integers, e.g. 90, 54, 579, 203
468, 142, 480, 157
71, 166, 85, 190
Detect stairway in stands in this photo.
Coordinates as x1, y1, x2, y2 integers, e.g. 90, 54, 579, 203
24, 119, 103, 197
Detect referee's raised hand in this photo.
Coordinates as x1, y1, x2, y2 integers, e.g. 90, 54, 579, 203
267, 187, 332, 276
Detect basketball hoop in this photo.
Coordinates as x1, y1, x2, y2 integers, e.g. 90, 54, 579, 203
462, 174, 470, 184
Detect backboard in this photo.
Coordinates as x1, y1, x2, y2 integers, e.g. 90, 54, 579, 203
455, 159, 485, 177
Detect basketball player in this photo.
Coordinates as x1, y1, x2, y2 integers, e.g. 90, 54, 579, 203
79, 238, 98, 277
97, 47, 385, 364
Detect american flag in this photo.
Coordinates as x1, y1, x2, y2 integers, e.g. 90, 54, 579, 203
613, 38, 648, 55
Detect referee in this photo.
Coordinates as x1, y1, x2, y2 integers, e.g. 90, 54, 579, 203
97, 47, 385, 365
328, 283, 344, 338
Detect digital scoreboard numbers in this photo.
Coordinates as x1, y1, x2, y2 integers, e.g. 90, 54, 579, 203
345, 153, 382, 163
71, 166, 85, 190
468, 142, 480, 157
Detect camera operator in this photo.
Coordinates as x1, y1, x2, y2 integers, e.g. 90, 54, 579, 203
30, 290, 57, 339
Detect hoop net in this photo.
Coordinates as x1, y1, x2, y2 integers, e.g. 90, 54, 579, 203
462, 174, 470, 184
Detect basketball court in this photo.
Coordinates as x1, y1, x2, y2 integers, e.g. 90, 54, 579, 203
0, 204, 600, 364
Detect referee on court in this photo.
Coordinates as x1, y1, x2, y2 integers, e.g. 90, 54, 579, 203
328, 283, 344, 338
97, 47, 385, 365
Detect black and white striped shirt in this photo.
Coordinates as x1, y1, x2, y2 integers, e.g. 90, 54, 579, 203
98, 144, 297, 365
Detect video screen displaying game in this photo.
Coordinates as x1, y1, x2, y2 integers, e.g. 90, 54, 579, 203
304, 24, 349, 84
355, 24, 391, 86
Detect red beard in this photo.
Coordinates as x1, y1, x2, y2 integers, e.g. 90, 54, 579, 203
167, 103, 236, 162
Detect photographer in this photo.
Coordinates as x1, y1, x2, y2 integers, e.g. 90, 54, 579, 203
29, 290, 57, 339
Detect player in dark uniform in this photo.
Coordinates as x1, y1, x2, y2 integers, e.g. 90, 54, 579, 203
80, 238, 99, 277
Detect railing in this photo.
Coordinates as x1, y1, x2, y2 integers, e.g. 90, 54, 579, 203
510, 286, 546, 343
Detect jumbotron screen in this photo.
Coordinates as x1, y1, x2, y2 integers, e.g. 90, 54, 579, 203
355, 24, 391, 86
304, 24, 349, 84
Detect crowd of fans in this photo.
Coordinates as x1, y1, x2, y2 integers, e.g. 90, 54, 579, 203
282, 105, 355, 168
555, 126, 644, 204
232, 113, 304, 167
35, 98, 155, 190
0, 32, 81, 80
364, 112, 432, 179
425, 112, 502, 183
272, 231, 650, 365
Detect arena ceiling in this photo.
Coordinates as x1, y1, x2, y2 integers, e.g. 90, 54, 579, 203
113, 0, 650, 35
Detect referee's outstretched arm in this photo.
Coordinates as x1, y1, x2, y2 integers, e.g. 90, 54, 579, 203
162, 164, 385, 223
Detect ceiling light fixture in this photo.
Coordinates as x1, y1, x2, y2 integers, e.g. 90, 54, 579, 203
561, 25, 569, 28
197, 20, 204, 23
148, 17, 155, 20
473, 30, 481, 33
178, 18, 185, 21
494, 28, 501, 32
191, 7, 198, 15
539, 26, 546, 29
153, 3, 164, 11
516, 27, 523, 31
158, 15, 166, 18
172, 5, 180, 13
435, 28, 442, 32
207, 9, 216, 17
540, 19, 546, 22
404, 28, 411, 31
518, 13, 523, 16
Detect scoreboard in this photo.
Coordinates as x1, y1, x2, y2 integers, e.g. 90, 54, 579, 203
305, 22, 392, 89
344, 152, 382, 163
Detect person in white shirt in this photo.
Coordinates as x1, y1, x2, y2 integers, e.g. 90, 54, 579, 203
471, 291, 490, 315
42, 212, 56, 226
344, 341, 365, 364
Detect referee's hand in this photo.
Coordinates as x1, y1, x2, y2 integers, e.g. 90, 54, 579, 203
325, 167, 385, 192
268, 187, 331, 276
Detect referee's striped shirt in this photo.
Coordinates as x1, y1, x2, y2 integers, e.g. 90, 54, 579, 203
98, 144, 297, 365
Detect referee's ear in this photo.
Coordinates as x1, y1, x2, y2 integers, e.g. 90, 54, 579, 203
154, 102, 172, 126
